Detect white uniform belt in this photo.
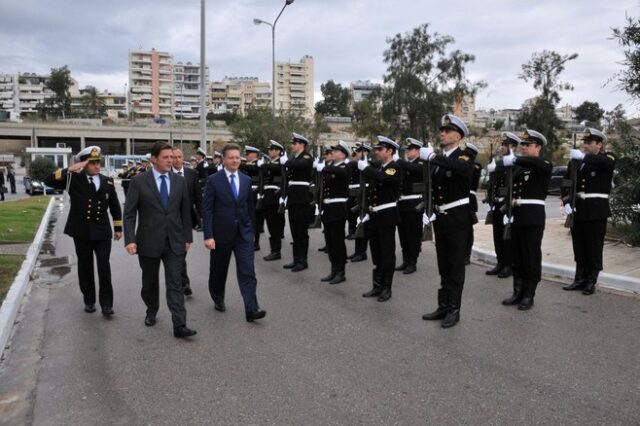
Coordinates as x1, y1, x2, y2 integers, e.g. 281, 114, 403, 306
288, 181, 310, 187
470, 191, 477, 197
370, 202, 397, 212
349, 184, 360, 189
577, 192, 609, 199
399, 194, 422, 201
323, 198, 348, 204
251, 185, 258, 190
495, 197, 505, 202
514, 199, 545, 206
264, 185, 280, 190
436, 197, 469, 213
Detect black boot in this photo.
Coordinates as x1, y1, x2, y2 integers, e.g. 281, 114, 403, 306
403, 262, 417, 275
518, 281, 536, 310
283, 261, 296, 269
377, 287, 392, 302
350, 253, 367, 262
563, 266, 586, 291
422, 289, 448, 320
263, 251, 281, 261
362, 271, 382, 297
441, 308, 460, 328
486, 263, 503, 275
582, 271, 599, 295
502, 277, 523, 306
321, 271, 336, 282
291, 261, 308, 272
329, 271, 346, 285
497, 265, 512, 278
395, 262, 408, 271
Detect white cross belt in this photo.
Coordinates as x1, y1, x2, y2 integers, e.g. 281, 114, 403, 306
577, 192, 609, 199
323, 198, 348, 204
288, 181, 310, 187
399, 194, 422, 201
513, 199, 545, 206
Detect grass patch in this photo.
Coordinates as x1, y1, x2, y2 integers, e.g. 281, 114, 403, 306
0, 196, 50, 243
0, 254, 25, 304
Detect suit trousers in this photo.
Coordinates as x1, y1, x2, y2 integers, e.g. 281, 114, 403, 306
138, 240, 187, 327
208, 237, 259, 314
492, 208, 513, 267
434, 228, 468, 309
398, 210, 422, 264
263, 204, 285, 252
367, 224, 396, 288
323, 218, 347, 272
73, 238, 113, 307
512, 225, 544, 297
571, 219, 606, 277
288, 203, 310, 262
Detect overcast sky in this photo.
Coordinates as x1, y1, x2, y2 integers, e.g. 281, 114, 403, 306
1, 0, 638, 115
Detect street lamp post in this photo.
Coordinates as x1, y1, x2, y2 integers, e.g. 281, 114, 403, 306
253, 0, 295, 117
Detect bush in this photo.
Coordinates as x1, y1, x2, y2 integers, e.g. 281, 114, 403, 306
29, 157, 57, 182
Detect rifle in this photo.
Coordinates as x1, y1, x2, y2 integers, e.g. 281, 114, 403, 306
354, 153, 368, 238
277, 153, 287, 214
310, 146, 323, 229
502, 159, 513, 241
564, 133, 578, 229
485, 141, 495, 224
421, 160, 433, 241
255, 153, 268, 210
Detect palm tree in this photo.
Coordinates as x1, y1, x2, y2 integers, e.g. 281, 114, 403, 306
81, 86, 106, 118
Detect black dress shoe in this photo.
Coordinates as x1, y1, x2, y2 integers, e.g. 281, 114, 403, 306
377, 288, 392, 302
441, 310, 460, 328
486, 264, 502, 275
283, 261, 296, 269
403, 264, 417, 275
318, 246, 327, 252
144, 314, 156, 327
263, 252, 281, 261
346, 233, 355, 240
214, 301, 226, 312
329, 272, 346, 285
395, 262, 408, 271
84, 304, 96, 313
497, 266, 512, 278
362, 287, 382, 298
422, 307, 447, 320
101, 307, 114, 317
246, 309, 267, 322
347, 253, 356, 260
183, 286, 193, 296
563, 281, 586, 291
174, 326, 197, 338
582, 282, 596, 295
502, 294, 522, 306
350, 254, 367, 262
321, 272, 336, 282
464, 257, 471, 265
291, 262, 308, 272
517, 297, 534, 311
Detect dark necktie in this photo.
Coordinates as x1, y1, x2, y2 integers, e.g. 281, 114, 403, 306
178, 171, 183, 176
230, 174, 238, 199
159, 175, 169, 208
89, 176, 97, 192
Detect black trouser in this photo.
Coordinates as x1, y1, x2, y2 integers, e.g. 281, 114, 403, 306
347, 198, 358, 235
288, 203, 310, 263
10, 179, 16, 193
208, 236, 259, 314
73, 238, 113, 308
571, 219, 606, 279
354, 234, 368, 255
434, 228, 468, 309
512, 225, 544, 298
138, 241, 187, 327
491, 207, 513, 268
263, 204, 285, 253
367, 224, 396, 288
254, 208, 265, 245
323, 218, 347, 272
180, 256, 190, 288
398, 210, 422, 264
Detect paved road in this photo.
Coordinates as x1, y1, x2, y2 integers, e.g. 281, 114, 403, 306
1, 194, 638, 425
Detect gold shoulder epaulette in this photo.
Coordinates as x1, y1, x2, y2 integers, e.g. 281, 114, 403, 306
385, 168, 397, 176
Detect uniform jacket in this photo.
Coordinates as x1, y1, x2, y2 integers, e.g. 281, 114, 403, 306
285, 150, 313, 205
511, 156, 552, 227
320, 161, 349, 223
396, 158, 425, 212
260, 158, 283, 207
363, 160, 401, 227
124, 170, 193, 257
562, 151, 615, 221
45, 169, 122, 240
470, 162, 482, 213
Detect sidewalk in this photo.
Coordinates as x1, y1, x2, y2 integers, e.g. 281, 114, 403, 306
473, 217, 640, 284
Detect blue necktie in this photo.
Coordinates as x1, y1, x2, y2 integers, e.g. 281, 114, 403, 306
159, 175, 169, 208
230, 174, 238, 199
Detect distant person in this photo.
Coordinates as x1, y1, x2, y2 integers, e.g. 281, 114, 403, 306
124, 141, 196, 339
7, 166, 16, 194
45, 146, 122, 315
202, 143, 266, 322
0, 167, 5, 201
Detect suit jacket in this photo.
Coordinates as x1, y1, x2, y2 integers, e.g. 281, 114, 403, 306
45, 169, 122, 240
124, 170, 193, 257
177, 167, 202, 228
202, 169, 255, 244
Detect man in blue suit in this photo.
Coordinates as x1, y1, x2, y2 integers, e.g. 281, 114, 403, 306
203, 143, 266, 322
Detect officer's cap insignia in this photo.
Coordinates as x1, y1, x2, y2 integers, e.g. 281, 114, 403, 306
385, 168, 397, 176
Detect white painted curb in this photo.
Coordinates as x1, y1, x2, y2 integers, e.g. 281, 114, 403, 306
0, 196, 56, 358
472, 246, 640, 295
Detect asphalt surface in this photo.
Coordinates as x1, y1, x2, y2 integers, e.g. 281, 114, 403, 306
0, 192, 638, 426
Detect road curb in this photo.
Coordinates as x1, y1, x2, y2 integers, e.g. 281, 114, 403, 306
0, 196, 56, 358
472, 246, 640, 295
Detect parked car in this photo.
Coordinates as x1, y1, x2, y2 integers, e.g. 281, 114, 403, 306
23, 176, 61, 195
548, 166, 567, 195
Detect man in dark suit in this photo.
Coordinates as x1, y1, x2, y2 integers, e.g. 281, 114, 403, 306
172, 147, 202, 296
45, 146, 122, 315
202, 143, 266, 322
124, 141, 196, 339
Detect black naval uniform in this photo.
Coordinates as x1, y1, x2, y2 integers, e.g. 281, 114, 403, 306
504, 156, 552, 309
348, 161, 369, 261
260, 158, 286, 258
320, 160, 350, 282
119, 167, 132, 197
240, 159, 265, 250
563, 151, 616, 294
395, 157, 426, 272
362, 161, 400, 301
487, 165, 513, 275
195, 159, 208, 191
465, 161, 482, 262
284, 150, 314, 270
425, 148, 474, 322
45, 169, 122, 310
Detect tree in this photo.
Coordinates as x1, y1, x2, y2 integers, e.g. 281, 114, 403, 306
46, 65, 73, 118
574, 101, 604, 127
493, 119, 505, 131
612, 15, 640, 100
517, 50, 578, 156
352, 90, 389, 141
229, 107, 311, 152
28, 157, 57, 182
80, 86, 106, 118
381, 23, 485, 141
314, 80, 351, 117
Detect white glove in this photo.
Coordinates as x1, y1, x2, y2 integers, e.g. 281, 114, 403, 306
217, 164, 223, 171
503, 149, 516, 167
419, 143, 435, 161
313, 158, 319, 168
564, 203, 573, 215
279, 196, 287, 206
314, 205, 320, 216
422, 212, 436, 226
280, 152, 288, 165
344, 158, 350, 164
503, 214, 514, 225
257, 193, 264, 200
356, 214, 370, 225
570, 149, 585, 161
316, 161, 325, 172
487, 158, 496, 173
357, 158, 368, 171
257, 158, 264, 167
393, 152, 399, 161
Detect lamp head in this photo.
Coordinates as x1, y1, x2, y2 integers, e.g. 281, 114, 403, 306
286, 0, 295, 5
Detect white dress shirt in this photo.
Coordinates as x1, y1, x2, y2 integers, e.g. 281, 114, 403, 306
87, 174, 101, 191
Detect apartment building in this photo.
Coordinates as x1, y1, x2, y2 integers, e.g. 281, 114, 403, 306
208, 77, 271, 116
275, 55, 314, 118
0, 73, 56, 117
128, 48, 174, 119
174, 61, 209, 120
453, 93, 476, 126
